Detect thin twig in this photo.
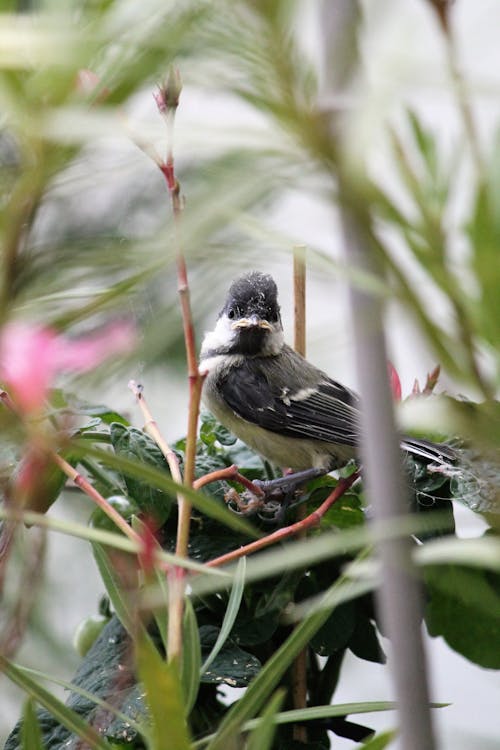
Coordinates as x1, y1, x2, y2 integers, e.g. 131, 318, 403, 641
128, 380, 183, 485
0, 390, 142, 546
154, 68, 205, 663
205, 473, 359, 569
192, 465, 264, 495
51, 453, 141, 545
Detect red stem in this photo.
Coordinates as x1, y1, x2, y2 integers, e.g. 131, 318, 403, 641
206, 472, 359, 568
192, 464, 265, 497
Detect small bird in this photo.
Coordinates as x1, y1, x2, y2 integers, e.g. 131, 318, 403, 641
199, 271, 454, 492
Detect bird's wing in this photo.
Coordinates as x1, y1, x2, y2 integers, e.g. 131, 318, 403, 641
217, 353, 360, 446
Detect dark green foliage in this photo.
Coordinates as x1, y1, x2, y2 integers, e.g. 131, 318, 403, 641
109, 423, 174, 526
199, 625, 261, 686
425, 559, 500, 668
5, 617, 137, 750
5, 399, 476, 750
404, 454, 456, 540
310, 601, 357, 656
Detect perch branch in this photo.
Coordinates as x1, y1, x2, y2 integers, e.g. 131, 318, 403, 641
206, 473, 359, 569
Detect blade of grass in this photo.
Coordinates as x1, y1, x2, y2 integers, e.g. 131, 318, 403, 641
245, 690, 285, 750
245, 701, 448, 729
200, 557, 246, 675
181, 597, 202, 715
193, 701, 426, 747
0, 656, 110, 750
0, 506, 229, 577
71, 441, 259, 539
361, 730, 398, 749
204, 556, 370, 750
21, 698, 45, 750
16, 665, 148, 740
135, 630, 191, 750
92, 543, 137, 633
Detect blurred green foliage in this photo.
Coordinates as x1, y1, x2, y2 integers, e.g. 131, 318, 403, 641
1, 1, 500, 749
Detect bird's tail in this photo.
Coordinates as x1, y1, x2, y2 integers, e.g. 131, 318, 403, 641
400, 436, 456, 467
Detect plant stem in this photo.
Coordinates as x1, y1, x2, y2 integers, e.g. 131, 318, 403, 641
155, 70, 205, 662
192, 465, 264, 495
128, 380, 184, 485
51, 453, 141, 545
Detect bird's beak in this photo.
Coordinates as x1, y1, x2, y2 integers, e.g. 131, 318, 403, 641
231, 315, 272, 331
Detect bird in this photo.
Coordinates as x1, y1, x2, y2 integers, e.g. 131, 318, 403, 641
199, 271, 454, 495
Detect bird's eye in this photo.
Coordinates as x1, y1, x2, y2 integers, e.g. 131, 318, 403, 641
267, 307, 278, 323
227, 308, 236, 320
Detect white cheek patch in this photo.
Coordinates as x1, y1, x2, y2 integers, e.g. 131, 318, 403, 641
199, 353, 243, 375
200, 315, 235, 355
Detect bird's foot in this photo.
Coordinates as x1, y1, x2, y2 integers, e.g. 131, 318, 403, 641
224, 467, 327, 526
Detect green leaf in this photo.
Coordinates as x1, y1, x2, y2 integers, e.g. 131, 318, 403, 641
425, 563, 500, 668
201, 557, 246, 674
204, 566, 370, 750
104, 684, 149, 746
92, 542, 136, 634
21, 699, 45, 750
199, 412, 237, 448
182, 597, 202, 715
360, 729, 397, 749
305, 478, 365, 530
136, 632, 191, 750
310, 600, 356, 656
90, 494, 139, 533
73, 441, 259, 539
15, 664, 147, 741
0, 656, 110, 750
110, 423, 173, 525
348, 610, 386, 664
200, 627, 261, 687
245, 690, 285, 750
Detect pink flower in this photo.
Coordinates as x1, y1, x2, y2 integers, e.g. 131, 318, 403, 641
0, 321, 135, 414
387, 362, 442, 402
387, 361, 402, 402
74, 69, 110, 102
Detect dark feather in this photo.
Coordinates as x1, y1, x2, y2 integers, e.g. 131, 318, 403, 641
216, 346, 454, 464
217, 352, 360, 446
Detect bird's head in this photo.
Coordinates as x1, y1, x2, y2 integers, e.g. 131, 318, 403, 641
202, 271, 284, 357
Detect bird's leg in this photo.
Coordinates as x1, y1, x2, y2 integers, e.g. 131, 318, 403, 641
252, 467, 327, 496
252, 467, 328, 526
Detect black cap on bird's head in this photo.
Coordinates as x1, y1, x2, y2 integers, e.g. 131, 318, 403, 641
222, 271, 281, 324
214, 271, 283, 357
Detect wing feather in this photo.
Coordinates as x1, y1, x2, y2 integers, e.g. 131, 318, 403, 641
217, 351, 360, 446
